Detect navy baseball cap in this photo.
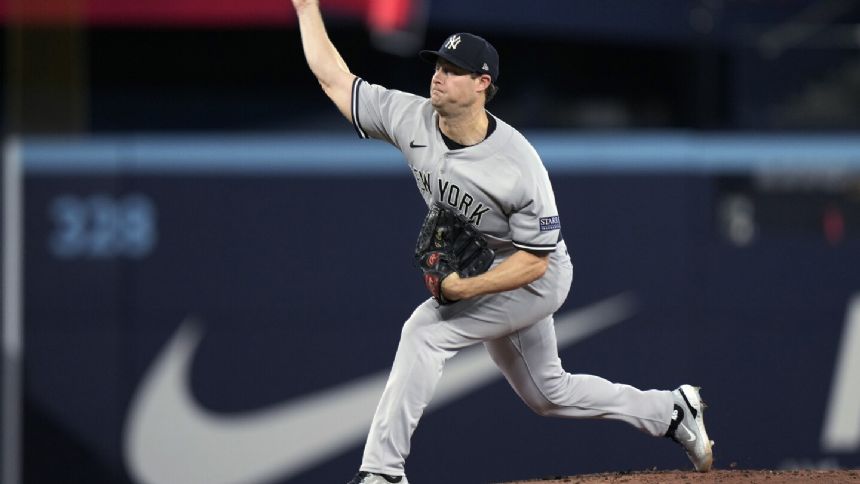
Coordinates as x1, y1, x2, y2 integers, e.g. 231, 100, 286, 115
419, 33, 499, 82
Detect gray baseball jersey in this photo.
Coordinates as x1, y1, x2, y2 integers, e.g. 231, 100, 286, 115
349, 77, 674, 478
351, 78, 564, 259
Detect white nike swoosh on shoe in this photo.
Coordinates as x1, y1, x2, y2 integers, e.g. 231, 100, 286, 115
123, 293, 637, 484
680, 423, 697, 443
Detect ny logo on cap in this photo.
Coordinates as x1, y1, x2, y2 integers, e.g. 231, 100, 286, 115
444, 35, 462, 50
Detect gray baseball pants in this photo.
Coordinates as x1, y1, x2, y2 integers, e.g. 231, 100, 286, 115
360, 246, 674, 475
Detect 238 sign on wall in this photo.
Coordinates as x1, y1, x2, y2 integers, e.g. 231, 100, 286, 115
48, 193, 158, 259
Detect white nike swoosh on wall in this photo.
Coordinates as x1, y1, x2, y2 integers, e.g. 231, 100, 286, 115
123, 293, 637, 484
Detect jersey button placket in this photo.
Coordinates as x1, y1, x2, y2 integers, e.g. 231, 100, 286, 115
439, 153, 449, 174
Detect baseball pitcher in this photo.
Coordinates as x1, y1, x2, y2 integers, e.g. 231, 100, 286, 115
290, 1, 714, 482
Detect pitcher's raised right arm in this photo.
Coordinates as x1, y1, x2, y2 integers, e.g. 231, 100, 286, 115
292, 0, 357, 121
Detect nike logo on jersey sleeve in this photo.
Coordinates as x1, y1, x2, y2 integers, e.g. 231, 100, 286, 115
409, 141, 427, 148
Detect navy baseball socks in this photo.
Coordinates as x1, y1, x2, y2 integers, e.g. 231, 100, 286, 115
665, 384, 714, 472
348, 471, 408, 484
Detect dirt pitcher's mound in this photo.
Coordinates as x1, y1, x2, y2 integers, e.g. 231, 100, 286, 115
500, 469, 860, 483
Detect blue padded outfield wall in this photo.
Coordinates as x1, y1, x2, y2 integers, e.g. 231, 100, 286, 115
15, 133, 860, 483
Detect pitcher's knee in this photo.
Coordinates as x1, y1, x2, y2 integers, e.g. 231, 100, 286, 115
529, 401, 557, 417
401, 313, 435, 340
518, 385, 566, 417
401, 303, 434, 335
400, 309, 452, 354
525, 374, 576, 417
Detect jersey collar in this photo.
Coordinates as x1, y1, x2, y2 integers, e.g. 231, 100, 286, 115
437, 112, 497, 150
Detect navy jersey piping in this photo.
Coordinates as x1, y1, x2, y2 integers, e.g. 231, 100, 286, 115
351, 78, 368, 139
512, 240, 557, 252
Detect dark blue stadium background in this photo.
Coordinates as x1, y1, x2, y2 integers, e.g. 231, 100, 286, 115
21, 167, 860, 483
5, 0, 860, 482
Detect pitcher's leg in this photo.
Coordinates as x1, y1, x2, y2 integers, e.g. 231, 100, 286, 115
360, 300, 457, 475
484, 315, 674, 437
